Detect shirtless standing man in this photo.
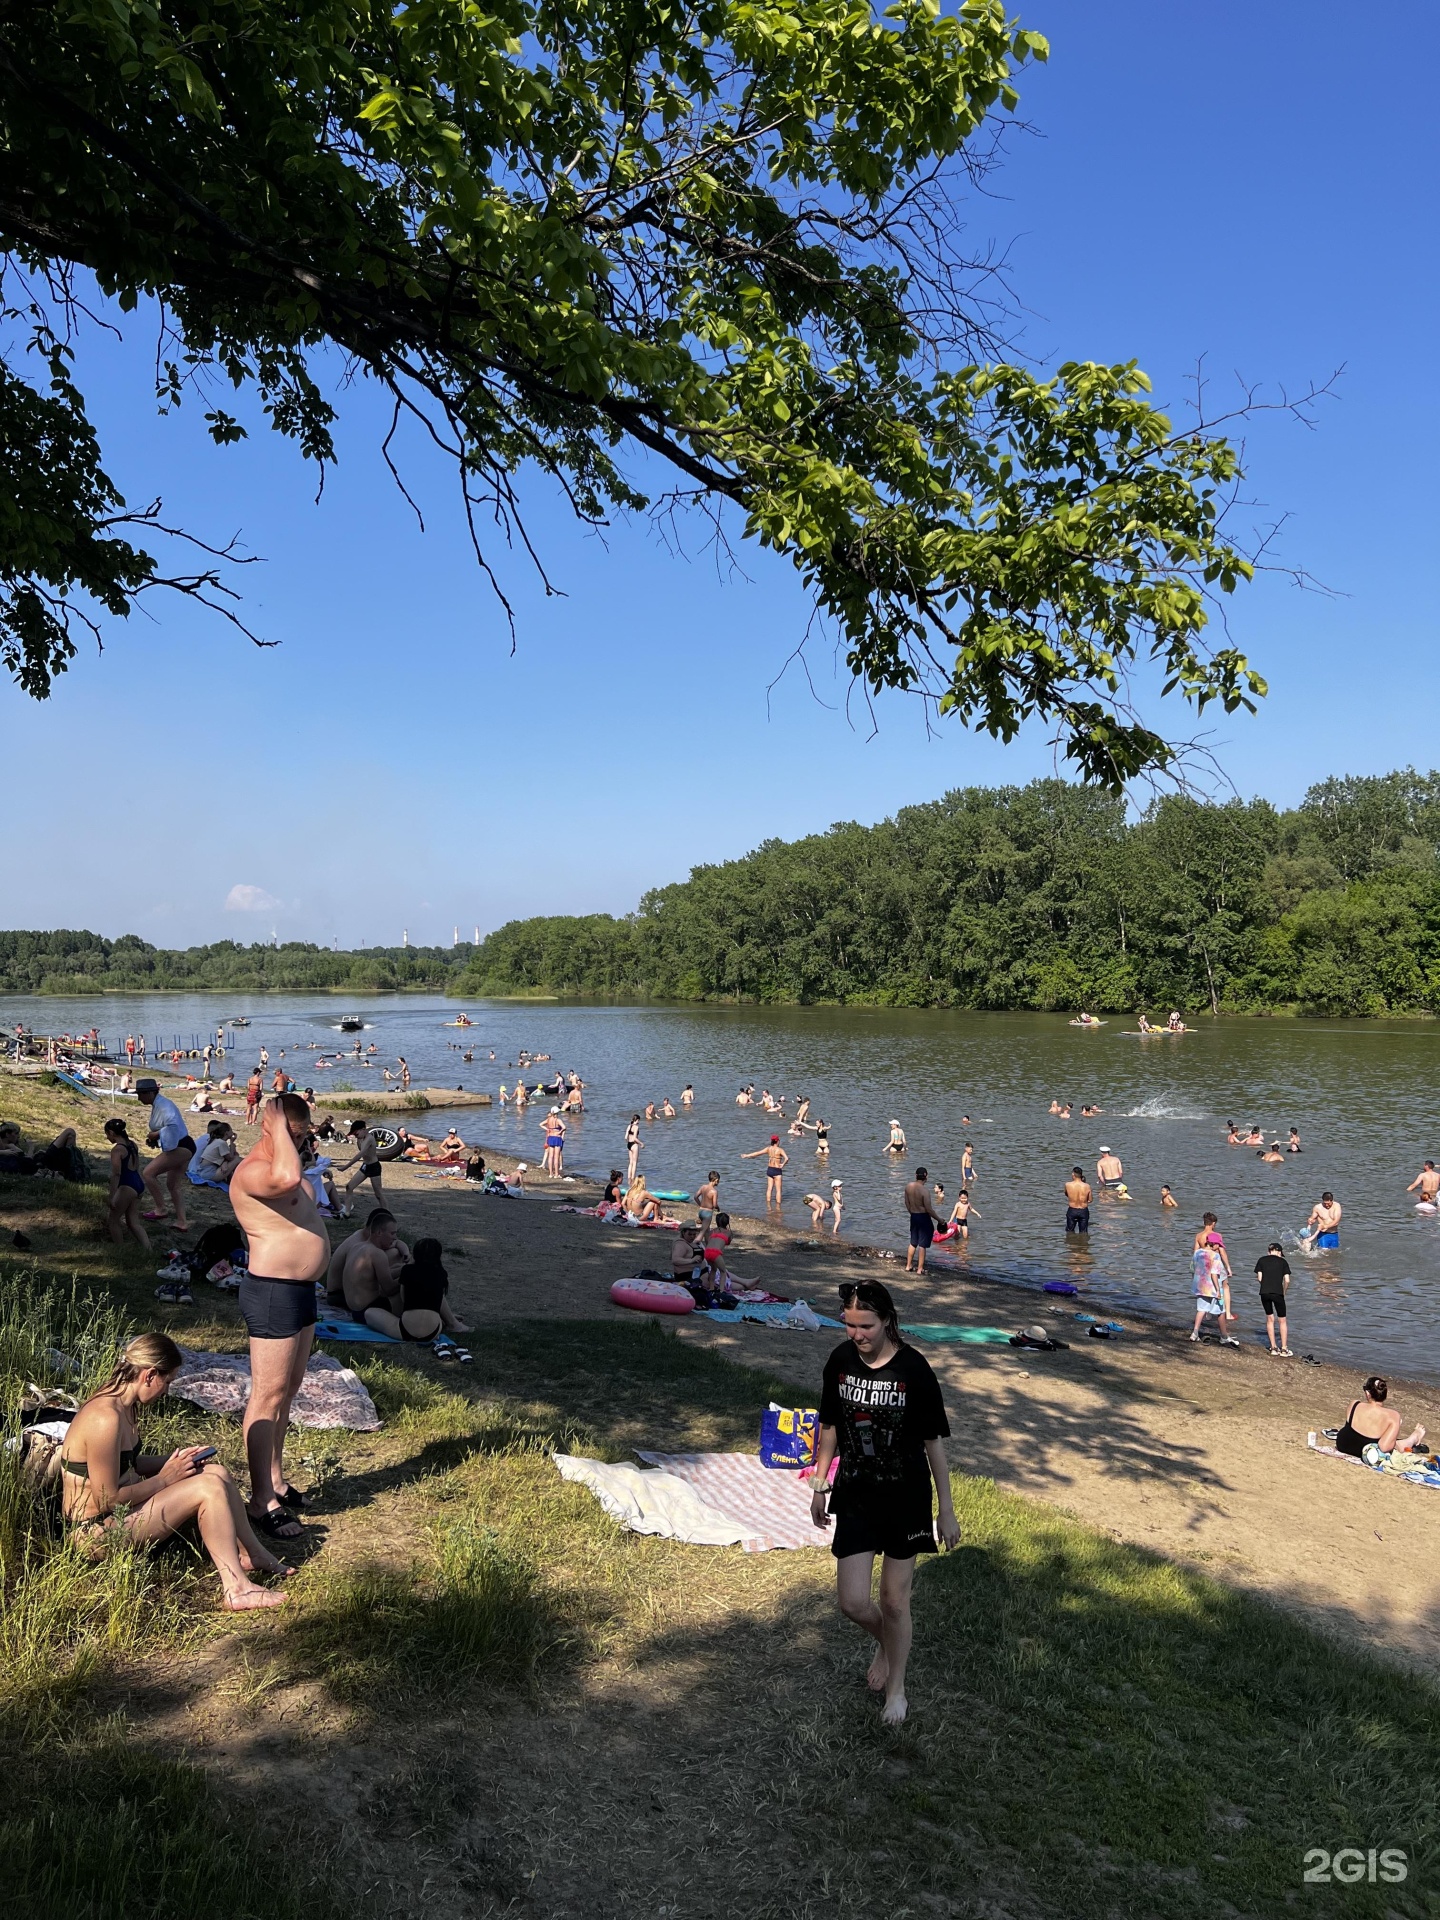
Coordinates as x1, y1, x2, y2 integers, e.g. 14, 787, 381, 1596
1407, 1162, 1440, 1206
742, 1134, 789, 1207
1096, 1147, 1124, 1190
903, 1168, 945, 1274
230, 1095, 330, 1540
1064, 1167, 1092, 1234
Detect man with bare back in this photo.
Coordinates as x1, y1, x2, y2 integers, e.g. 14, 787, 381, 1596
230, 1094, 329, 1542
326, 1210, 410, 1319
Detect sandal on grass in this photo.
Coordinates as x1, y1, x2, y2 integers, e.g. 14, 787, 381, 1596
249, 1505, 304, 1540
274, 1484, 310, 1512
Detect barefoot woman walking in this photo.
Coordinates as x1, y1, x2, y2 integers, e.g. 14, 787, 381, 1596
810, 1279, 960, 1725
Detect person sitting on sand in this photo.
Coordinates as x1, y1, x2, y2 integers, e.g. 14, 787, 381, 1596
437, 1128, 467, 1161
327, 1209, 411, 1318
601, 1168, 625, 1207
464, 1151, 487, 1183
671, 1224, 701, 1280
193, 1119, 242, 1185
1335, 1376, 1427, 1458
363, 1237, 469, 1343
60, 1331, 291, 1610
624, 1176, 665, 1223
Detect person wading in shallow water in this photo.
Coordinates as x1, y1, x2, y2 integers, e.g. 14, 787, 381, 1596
741, 1134, 788, 1207
810, 1279, 960, 1727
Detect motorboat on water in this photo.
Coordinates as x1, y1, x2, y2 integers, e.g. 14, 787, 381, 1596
227, 1017, 251, 1028
338, 1015, 365, 1032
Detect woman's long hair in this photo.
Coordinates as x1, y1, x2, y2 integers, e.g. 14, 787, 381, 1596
95, 1331, 184, 1397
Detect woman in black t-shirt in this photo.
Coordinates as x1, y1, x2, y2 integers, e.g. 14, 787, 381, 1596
811, 1279, 960, 1726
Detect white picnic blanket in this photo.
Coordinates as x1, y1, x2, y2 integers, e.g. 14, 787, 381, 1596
169, 1346, 381, 1431
553, 1455, 748, 1546
635, 1451, 826, 1551
554, 1450, 826, 1552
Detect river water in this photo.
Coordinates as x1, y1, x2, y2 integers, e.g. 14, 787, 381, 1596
9, 992, 1440, 1379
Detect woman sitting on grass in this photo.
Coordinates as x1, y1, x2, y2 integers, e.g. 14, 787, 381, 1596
1335, 1376, 1428, 1459
60, 1332, 292, 1610
103, 1118, 150, 1250
363, 1237, 470, 1343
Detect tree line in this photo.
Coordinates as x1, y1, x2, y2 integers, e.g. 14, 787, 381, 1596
0, 932, 468, 997
457, 771, 1440, 1017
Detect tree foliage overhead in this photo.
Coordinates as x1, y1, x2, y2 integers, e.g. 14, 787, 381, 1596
458, 769, 1440, 1017
1, 0, 1277, 781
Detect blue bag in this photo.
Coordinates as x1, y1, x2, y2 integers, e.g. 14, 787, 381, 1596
759, 1403, 818, 1470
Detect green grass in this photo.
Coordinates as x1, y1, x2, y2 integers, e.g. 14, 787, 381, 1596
4, 1076, 1440, 1915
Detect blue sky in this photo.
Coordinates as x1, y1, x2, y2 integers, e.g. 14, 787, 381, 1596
5, 0, 1436, 949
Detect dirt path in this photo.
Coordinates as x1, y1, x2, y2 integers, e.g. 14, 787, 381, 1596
377, 1150, 1440, 1678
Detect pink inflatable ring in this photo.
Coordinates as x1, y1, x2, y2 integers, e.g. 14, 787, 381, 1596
610, 1278, 694, 1315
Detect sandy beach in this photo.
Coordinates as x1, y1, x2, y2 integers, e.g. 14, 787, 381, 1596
321, 1130, 1440, 1679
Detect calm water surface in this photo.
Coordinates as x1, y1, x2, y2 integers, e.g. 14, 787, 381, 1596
10, 993, 1440, 1379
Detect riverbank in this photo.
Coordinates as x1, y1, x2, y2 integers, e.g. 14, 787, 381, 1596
5, 1072, 1440, 1915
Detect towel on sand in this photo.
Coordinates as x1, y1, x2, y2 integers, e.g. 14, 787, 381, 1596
1307, 1432, 1440, 1487
694, 1301, 843, 1330
634, 1451, 827, 1552
554, 1456, 749, 1547
169, 1346, 381, 1431
314, 1317, 399, 1344
901, 1324, 1015, 1345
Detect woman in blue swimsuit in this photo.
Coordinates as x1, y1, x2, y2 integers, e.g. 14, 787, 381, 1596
104, 1117, 149, 1250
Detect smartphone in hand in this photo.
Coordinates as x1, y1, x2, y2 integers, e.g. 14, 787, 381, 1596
190, 1445, 218, 1464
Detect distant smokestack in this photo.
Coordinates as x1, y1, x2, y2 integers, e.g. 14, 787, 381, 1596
402, 928, 409, 947
453, 925, 459, 947
474, 926, 480, 944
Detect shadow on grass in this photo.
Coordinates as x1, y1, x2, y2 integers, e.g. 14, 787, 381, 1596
0, 1731, 343, 1920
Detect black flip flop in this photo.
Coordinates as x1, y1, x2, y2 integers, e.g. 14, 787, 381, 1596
249, 1505, 304, 1540
274, 1484, 310, 1512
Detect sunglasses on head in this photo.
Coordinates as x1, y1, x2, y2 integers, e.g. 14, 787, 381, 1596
838, 1283, 884, 1307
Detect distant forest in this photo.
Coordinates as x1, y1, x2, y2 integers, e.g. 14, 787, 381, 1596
0, 932, 469, 995
456, 771, 1440, 1017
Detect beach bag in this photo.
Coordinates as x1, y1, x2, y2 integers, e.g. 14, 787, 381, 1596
759, 1403, 817, 1470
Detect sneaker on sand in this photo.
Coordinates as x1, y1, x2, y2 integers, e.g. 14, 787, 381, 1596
1188, 1331, 1201, 1343
1221, 1336, 1241, 1348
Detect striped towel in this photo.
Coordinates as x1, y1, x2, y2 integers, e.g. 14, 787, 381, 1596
634, 1450, 827, 1552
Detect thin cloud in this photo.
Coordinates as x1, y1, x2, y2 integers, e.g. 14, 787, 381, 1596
224, 884, 281, 913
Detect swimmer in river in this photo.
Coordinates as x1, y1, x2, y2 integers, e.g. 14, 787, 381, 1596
1225, 1123, 1242, 1145
814, 1120, 831, 1155
1408, 1161, 1440, 1206
1244, 1125, 1264, 1146
1064, 1167, 1092, 1234
1096, 1147, 1124, 1189
960, 1142, 976, 1185
661, 1098, 676, 1118
1048, 1099, 1063, 1115
1303, 1192, 1342, 1250
1258, 1141, 1285, 1164
681, 1085, 694, 1107
794, 1097, 811, 1126
1288, 1128, 1302, 1153
741, 1135, 789, 1207
644, 1102, 657, 1123
1058, 1103, 1072, 1120
884, 1120, 907, 1155
1160, 1184, 1178, 1209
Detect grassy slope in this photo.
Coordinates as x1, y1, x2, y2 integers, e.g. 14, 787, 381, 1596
1, 1075, 1438, 1917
